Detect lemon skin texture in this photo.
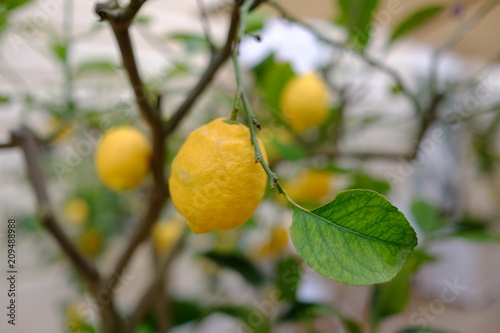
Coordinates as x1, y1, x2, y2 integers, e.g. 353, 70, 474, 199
95, 127, 152, 191
280, 73, 330, 133
169, 118, 268, 234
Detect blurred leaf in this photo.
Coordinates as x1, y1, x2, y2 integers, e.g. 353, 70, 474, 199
75, 60, 117, 76
271, 138, 307, 161
0, 94, 9, 103
201, 250, 264, 286
134, 15, 153, 25
450, 217, 500, 242
51, 40, 67, 62
348, 172, 391, 195
411, 199, 446, 234
280, 302, 362, 333
290, 189, 417, 285
5, 0, 32, 11
398, 328, 455, 333
169, 32, 210, 53
391, 6, 444, 41
164, 62, 190, 78
212, 305, 271, 333
371, 249, 433, 327
171, 299, 204, 326
246, 11, 267, 33
261, 62, 295, 110
336, 0, 380, 51
275, 256, 302, 302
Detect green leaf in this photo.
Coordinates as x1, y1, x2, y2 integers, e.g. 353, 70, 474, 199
391, 5, 444, 42
50, 40, 67, 62
290, 189, 417, 285
245, 11, 267, 33
348, 172, 391, 195
336, 0, 380, 51
5, 0, 32, 11
201, 250, 264, 286
261, 62, 295, 110
169, 32, 210, 53
75, 60, 117, 76
0, 94, 9, 103
171, 299, 204, 326
280, 302, 362, 333
398, 328, 455, 333
411, 199, 446, 234
212, 305, 271, 333
275, 256, 302, 302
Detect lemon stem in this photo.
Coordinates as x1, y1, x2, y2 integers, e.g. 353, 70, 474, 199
276, 181, 307, 211
230, 90, 241, 121
231, 0, 278, 188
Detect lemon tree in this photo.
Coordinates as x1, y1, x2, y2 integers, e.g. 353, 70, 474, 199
169, 118, 268, 234
94, 126, 152, 191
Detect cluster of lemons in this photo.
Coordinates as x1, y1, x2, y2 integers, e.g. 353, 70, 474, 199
90, 73, 332, 240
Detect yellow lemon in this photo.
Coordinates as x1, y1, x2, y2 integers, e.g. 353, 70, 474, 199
78, 229, 103, 257
282, 169, 334, 209
259, 226, 289, 257
63, 198, 89, 226
169, 118, 268, 234
152, 219, 185, 254
94, 126, 152, 191
280, 73, 329, 133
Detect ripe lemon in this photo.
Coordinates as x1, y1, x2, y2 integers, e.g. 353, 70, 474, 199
169, 118, 268, 234
152, 219, 185, 254
279, 73, 329, 133
94, 126, 152, 191
282, 169, 335, 209
63, 198, 90, 226
259, 226, 289, 257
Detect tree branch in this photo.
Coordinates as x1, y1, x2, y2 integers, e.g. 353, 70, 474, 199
124, 233, 186, 333
163, 1, 242, 138
11, 127, 101, 288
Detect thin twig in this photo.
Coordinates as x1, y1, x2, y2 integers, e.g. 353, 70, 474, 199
196, 0, 216, 53
124, 233, 187, 333
266, 1, 422, 115
164, 1, 242, 138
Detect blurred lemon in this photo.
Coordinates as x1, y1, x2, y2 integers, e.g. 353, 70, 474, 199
169, 118, 268, 234
78, 229, 103, 257
49, 117, 74, 142
94, 126, 152, 191
259, 226, 289, 257
280, 73, 330, 133
63, 198, 89, 226
281, 169, 335, 209
152, 219, 185, 254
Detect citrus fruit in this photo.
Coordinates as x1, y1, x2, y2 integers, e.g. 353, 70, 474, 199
169, 118, 268, 234
259, 226, 289, 257
282, 169, 335, 209
279, 73, 330, 133
152, 219, 185, 254
78, 229, 102, 257
63, 198, 90, 226
94, 126, 152, 191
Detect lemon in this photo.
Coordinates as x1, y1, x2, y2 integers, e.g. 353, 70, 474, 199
258, 226, 289, 257
78, 229, 102, 257
280, 73, 330, 133
94, 126, 152, 191
169, 118, 268, 234
282, 169, 335, 209
63, 198, 89, 226
152, 219, 185, 254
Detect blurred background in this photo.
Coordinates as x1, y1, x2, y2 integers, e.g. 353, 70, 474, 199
1, 0, 500, 332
